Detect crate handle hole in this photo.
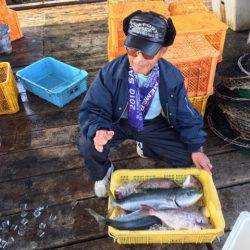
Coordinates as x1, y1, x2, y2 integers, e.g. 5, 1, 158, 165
70, 86, 79, 95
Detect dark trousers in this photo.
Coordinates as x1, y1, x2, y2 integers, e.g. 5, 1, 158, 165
77, 115, 193, 181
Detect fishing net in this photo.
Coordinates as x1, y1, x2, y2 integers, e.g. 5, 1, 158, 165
220, 76, 250, 90
218, 102, 250, 141
207, 105, 250, 149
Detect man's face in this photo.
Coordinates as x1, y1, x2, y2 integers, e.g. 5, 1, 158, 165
127, 47, 167, 75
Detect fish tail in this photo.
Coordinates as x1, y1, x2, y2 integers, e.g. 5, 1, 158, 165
85, 208, 106, 231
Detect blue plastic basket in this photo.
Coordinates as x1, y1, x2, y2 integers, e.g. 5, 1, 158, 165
16, 57, 88, 107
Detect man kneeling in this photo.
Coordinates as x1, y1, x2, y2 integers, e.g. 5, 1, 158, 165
77, 11, 212, 198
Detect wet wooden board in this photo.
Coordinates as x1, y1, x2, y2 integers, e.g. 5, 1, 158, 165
0, 2, 249, 249
0, 120, 233, 155
1, 148, 250, 217
0, 183, 249, 249
0, 130, 238, 184
0, 141, 137, 182
59, 236, 209, 250
11, 0, 106, 11
0, 3, 108, 68
212, 231, 229, 250
0, 108, 79, 136
0, 197, 208, 249
0, 125, 80, 155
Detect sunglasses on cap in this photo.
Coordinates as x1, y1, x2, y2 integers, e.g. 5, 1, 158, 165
126, 47, 156, 60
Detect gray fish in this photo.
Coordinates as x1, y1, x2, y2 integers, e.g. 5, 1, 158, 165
115, 178, 179, 200
141, 205, 212, 230
86, 208, 161, 231
115, 181, 137, 200
110, 188, 203, 212
137, 178, 179, 190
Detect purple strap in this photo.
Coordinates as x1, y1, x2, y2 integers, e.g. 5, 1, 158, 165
128, 64, 159, 131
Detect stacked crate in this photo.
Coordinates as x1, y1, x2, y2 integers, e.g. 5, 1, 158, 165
171, 12, 227, 63
108, 1, 227, 116
163, 35, 219, 116
0, 0, 23, 41
168, 0, 209, 15
108, 0, 170, 61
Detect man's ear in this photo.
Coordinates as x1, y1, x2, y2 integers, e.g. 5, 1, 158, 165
160, 47, 168, 57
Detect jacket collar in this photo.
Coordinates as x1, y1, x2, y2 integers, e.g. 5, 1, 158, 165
112, 55, 175, 93
113, 54, 130, 80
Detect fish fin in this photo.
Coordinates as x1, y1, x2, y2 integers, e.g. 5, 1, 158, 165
107, 190, 118, 217
141, 204, 155, 210
199, 206, 210, 218
182, 175, 191, 188
85, 208, 106, 232
140, 204, 155, 215
108, 190, 117, 206
183, 175, 202, 190
107, 206, 118, 218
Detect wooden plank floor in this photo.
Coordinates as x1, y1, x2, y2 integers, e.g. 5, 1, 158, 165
0, 3, 250, 249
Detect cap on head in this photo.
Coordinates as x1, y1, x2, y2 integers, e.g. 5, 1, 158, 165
123, 10, 176, 57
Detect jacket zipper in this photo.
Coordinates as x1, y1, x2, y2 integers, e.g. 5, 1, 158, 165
112, 102, 128, 124
185, 97, 195, 116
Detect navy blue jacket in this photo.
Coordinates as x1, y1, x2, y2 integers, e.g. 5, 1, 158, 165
79, 54, 207, 152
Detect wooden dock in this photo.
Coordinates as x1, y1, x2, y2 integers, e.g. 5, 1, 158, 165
0, 2, 250, 249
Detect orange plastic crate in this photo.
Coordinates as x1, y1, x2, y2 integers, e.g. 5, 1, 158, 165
0, 8, 23, 41
172, 12, 228, 62
163, 35, 219, 97
108, 35, 219, 97
168, 0, 209, 15
0, 0, 7, 6
0, 62, 19, 115
109, 0, 162, 2
108, 1, 169, 19
0, 3, 9, 16
108, 1, 169, 50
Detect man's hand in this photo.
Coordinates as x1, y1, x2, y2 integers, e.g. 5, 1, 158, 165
93, 130, 114, 152
191, 152, 213, 174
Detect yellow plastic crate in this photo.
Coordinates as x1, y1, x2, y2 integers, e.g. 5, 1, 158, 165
190, 94, 210, 117
0, 62, 19, 115
109, 168, 225, 244
172, 12, 228, 62
168, 0, 209, 16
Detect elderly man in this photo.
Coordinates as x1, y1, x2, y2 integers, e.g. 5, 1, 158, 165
78, 10, 212, 198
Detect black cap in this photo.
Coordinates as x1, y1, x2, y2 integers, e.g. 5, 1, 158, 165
123, 11, 176, 57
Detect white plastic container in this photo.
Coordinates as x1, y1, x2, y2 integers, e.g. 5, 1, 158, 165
222, 211, 250, 250
212, 0, 250, 31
